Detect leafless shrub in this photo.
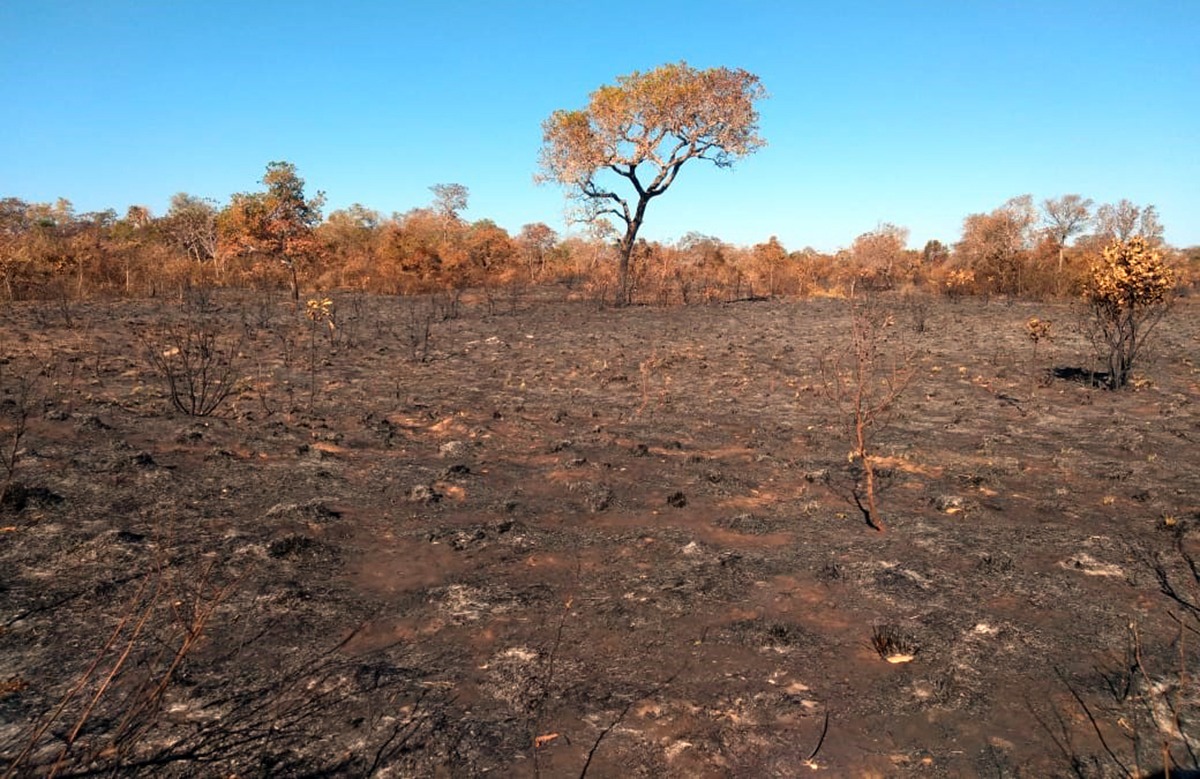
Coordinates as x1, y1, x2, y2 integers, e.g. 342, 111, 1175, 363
274, 327, 298, 369
337, 290, 366, 348
432, 288, 462, 321
1036, 544, 1200, 777
403, 297, 435, 362
179, 277, 218, 313
637, 351, 672, 416
903, 291, 931, 334
140, 305, 243, 417
3, 559, 235, 778
0, 366, 36, 505
234, 286, 280, 331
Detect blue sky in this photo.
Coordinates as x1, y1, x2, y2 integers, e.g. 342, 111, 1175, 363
2, 1, 1196, 251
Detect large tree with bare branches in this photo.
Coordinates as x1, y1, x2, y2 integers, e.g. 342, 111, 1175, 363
538, 62, 766, 305
1041, 194, 1093, 293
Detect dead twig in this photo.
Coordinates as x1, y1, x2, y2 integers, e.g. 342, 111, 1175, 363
1054, 666, 1133, 778
578, 666, 685, 779
806, 708, 830, 762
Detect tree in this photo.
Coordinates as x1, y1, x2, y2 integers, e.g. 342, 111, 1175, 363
385, 207, 449, 293
849, 223, 910, 291
920, 240, 950, 288
110, 206, 155, 294
462, 219, 516, 282
1094, 199, 1164, 245
219, 162, 324, 300
954, 195, 1037, 295
319, 204, 382, 288
124, 205, 152, 229
261, 162, 325, 300
516, 222, 558, 281
1041, 194, 1093, 293
0, 198, 36, 298
538, 61, 766, 305
463, 219, 518, 306
5, 199, 81, 298
163, 193, 219, 268
1084, 236, 1174, 390
429, 183, 469, 223
922, 239, 949, 266
750, 236, 788, 296
65, 209, 117, 296
677, 232, 736, 301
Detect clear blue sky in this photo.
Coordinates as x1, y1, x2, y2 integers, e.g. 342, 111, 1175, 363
2, 1, 1196, 251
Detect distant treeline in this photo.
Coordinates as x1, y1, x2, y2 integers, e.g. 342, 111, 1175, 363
1, 164, 1195, 305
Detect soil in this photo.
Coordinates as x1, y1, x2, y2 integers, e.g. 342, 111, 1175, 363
1, 289, 1198, 777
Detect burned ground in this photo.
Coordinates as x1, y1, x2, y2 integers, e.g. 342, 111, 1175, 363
1, 290, 1198, 777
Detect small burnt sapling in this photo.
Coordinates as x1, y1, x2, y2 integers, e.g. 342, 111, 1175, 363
0, 365, 35, 507
820, 291, 915, 531
1025, 316, 1053, 392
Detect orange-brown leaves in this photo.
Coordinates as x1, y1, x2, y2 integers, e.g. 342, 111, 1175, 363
1025, 316, 1052, 344
1084, 236, 1176, 389
216, 162, 325, 282
1085, 236, 1174, 311
539, 62, 766, 190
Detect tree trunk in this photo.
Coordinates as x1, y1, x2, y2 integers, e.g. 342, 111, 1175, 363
1056, 245, 1065, 296
617, 235, 633, 307
615, 197, 651, 307
289, 263, 300, 303
616, 227, 640, 307
855, 381, 886, 532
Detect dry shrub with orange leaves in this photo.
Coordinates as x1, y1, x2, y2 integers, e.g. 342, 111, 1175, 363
1083, 236, 1174, 390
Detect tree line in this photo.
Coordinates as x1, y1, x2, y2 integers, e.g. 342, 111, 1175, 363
0, 167, 1192, 306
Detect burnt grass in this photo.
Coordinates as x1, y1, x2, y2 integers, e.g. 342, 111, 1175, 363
1, 289, 1199, 777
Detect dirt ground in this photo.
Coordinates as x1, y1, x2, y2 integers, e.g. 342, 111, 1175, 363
1, 288, 1198, 777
